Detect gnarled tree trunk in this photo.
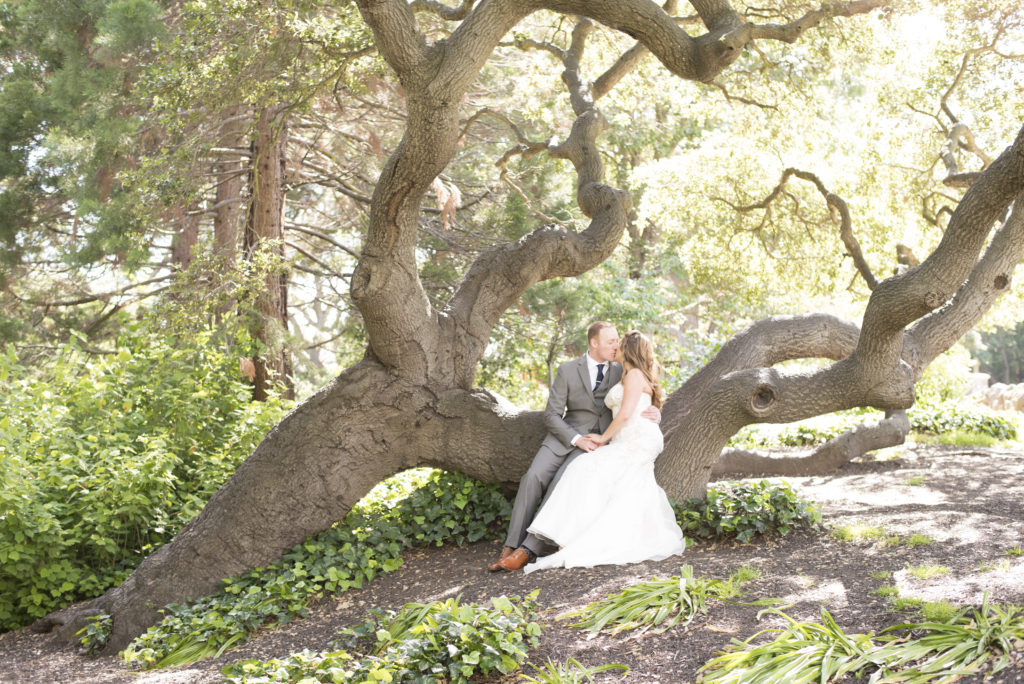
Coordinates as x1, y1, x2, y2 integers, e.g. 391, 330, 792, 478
37, 0, 1024, 655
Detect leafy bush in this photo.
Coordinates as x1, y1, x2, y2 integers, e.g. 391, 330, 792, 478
673, 480, 823, 543
0, 325, 287, 630
121, 469, 512, 669
222, 593, 540, 683
729, 400, 1017, 449
907, 402, 1017, 440
729, 412, 869, 448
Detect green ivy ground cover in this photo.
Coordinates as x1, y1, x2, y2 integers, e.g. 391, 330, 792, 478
222, 593, 541, 683
115, 475, 821, 670
117, 469, 513, 669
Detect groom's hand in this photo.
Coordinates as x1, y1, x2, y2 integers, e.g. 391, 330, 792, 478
576, 435, 600, 452
641, 406, 661, 424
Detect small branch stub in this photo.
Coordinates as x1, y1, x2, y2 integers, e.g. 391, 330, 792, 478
749, 383, 777, 416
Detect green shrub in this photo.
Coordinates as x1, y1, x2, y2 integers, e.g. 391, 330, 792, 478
673, 480, 823, 543
729, 400, 1016, 449
907, 402, 1017, 440
0, 325, 287, 630
222, 593, 541, 683
121, 469, 512, 670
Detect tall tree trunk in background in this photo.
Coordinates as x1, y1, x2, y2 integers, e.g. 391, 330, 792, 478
244, 106, 293, 401
214, 109, 249, 268
171, 206, 200, 269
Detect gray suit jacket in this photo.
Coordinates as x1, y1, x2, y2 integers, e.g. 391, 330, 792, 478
542, 355, 623, 456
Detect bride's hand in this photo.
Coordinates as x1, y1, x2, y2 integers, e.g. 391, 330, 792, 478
586, 433, 609, 446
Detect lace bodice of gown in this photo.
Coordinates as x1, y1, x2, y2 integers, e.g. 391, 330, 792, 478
603, 383, 663, 452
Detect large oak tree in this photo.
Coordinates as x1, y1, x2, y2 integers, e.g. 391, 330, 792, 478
36, 0, 1024, 652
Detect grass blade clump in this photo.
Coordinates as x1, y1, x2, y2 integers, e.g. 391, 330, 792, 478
698, 608, 882, 684
521, 657, 629, 683
872, 597, 1024, 682
698, 596, 1024, 684
564, 565, 759, 636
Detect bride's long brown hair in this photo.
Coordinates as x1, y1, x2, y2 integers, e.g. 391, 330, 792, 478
619, 330, 663, 409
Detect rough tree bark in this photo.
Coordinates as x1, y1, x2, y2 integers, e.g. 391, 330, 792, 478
244, 106, 293, 401
36, 0, 1024, 654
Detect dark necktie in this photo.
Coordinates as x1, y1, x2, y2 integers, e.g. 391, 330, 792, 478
594, 363, 604, 391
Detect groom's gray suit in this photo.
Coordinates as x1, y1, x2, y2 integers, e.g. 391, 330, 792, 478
506, 354, 623, 555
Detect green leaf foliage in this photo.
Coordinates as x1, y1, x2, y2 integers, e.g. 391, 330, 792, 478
565, 564, 759, 637
221, 593, 540, 683
673, 480, 824, 544
0, 324, 287, 631
699, 597, 1024, 683
121, 469, 512, 670
730, 402, 1017, 448
521, 657, 630, 684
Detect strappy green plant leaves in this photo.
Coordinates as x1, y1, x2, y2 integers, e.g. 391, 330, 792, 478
872, 598, 1024, 682
698, 608, 883, 684
520, 657, 630, 683
563, 565, 760, 636
698, 597, 1024, 684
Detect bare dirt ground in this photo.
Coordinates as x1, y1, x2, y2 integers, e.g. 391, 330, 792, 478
2, 442, 1024, 683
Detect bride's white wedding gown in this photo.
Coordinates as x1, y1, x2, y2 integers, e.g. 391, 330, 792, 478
524, 383, 685, 573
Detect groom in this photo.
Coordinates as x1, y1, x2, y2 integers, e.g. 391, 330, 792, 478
488, 321, 659, 572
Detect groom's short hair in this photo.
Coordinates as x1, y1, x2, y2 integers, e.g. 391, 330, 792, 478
587, 321, 614, 342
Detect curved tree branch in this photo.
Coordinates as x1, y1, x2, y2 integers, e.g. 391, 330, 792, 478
909, 193, 1024, 372
723, 167, 879, 289
858, 125, 1024, 352
712, 410, 910, 476
661, 313, 862, 440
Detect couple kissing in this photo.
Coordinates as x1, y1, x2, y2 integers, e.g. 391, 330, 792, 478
489, 322, 685, 574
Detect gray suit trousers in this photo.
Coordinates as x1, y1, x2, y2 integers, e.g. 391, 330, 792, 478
504, 443, 584, 554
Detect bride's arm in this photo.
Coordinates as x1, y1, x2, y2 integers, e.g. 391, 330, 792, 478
592, 369, 649, 446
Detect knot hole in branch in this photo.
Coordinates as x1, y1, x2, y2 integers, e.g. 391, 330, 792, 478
994, 274, 1009, 290
749, 383, 777, 417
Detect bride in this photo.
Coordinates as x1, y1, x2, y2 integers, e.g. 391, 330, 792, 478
524, 330, 685, 573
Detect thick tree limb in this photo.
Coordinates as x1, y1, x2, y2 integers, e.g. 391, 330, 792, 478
712, 410, 910, 476
657, 124, 1024, 501
355, 0, 429, 79
734, 0, 886, 45
859, 125, 1024, 349
661, 313, 861, 440
447, 21, 629, 385
909, 193, 1024, 372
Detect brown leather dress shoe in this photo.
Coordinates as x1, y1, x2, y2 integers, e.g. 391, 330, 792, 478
487, 546, 515, 572
495, 547, 532, 572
